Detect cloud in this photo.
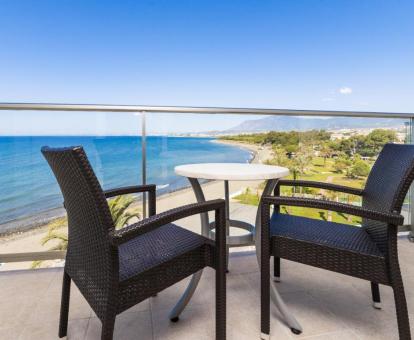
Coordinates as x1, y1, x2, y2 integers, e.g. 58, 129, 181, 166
322, 97, 334, 102
339, 87, 352, 95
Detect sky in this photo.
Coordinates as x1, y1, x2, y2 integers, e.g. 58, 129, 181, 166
0, 0, 413, 135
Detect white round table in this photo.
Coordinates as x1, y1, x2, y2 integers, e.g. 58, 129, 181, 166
175, 163, 290, 181
176, 163, 289, 248
169, 163, 302, 335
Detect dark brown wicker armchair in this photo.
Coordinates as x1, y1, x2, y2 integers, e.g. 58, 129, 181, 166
42, 146, 226, 340
261, 143, 414, 340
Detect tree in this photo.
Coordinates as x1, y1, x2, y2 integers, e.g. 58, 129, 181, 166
333, 157, 352, 174
319, 143, 331, 166
285, 144, 299, 154
349, 160, 370, 178
32, 194, 141, 268
267, 146, 290, 167
266, 145, 311, 199
220, 130, 332, 150
286, 146, 313, 197
359, 129, 397, 157
335, 129, 397, 157
108, 195, 141, 228
39, 217, 68, 251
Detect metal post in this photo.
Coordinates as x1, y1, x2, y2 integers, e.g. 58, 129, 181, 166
224, 180, 230, 221
409, 118, 414, 242
141, 111, 147, 218
224, 180, 230, 270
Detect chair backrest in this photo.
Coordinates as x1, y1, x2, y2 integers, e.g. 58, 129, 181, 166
42, 146, 118, 303
362, 143, 414, 252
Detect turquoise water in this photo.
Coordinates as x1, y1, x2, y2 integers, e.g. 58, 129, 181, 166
0, 136, 252, 227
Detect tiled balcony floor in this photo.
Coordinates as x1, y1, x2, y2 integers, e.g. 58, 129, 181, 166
1, 237, 414, 340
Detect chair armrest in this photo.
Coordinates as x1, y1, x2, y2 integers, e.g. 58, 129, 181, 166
262, 196, 404, 226
104, 184, 156, 216
110, 199, 226, 246
276, 180, 364, 196
104, 184, 156, 198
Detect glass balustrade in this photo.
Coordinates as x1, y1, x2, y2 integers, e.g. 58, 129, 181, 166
0, 105, 412, 271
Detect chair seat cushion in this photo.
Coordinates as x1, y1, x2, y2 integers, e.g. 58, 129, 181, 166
119, 223, 208, 281
270, 213, 383, 257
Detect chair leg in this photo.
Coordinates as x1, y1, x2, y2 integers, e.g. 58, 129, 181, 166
261, 256, 270, 339
370, 282, 381, 309
226, 245, 230, 273
274, 257, 281, 282
216, 259, 226, 339
393, 278, 411, 340
58, 271, 71, 338
101, 314, 116, 340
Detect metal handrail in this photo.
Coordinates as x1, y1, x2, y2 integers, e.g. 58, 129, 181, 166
0, 102, 413, 118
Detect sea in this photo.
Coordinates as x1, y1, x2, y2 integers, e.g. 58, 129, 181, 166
0, 136, 252, 230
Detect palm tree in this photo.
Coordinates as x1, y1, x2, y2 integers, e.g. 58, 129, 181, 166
286, 146, 312, 195
108, 194, 140, 228
320, 143, 331, 166
32, 194, 140, 268
41, 218, 69, 250
321, 189, 339, 222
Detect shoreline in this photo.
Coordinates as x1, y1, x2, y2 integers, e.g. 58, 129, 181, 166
214, 139, 272, 164
211, 139, 259, 162
0, 206, 67, 237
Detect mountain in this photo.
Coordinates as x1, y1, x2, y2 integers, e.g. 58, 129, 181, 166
227, 116, 406, 133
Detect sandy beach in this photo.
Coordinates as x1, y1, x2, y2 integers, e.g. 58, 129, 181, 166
0, 140, 273, 271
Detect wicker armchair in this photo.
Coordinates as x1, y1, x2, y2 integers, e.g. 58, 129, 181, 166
261, 143, 414, 340
42, 146, 226, 340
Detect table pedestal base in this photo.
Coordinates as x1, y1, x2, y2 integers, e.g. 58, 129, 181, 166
168, 177, 302, 335
208, 219, 254, 246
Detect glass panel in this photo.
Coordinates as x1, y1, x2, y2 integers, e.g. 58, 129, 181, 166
407, 119, 413, 235
1, 110, 411, 272
146, 113, 411, 232
224, 117, 410, 226
145, 113, 260, 236
0, 111, 143, 270
145, 113, 255, 198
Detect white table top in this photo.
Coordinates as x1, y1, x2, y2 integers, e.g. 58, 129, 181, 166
174, 163, 289, 181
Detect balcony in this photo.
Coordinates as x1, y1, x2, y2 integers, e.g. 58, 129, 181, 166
1, 103, 414, 339
1, 236, 413, 339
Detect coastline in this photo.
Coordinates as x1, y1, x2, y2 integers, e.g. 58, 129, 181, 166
214, 139, 273, 164
0, 139, 273, 270
211, 139, 259, 163
0, 206, 66, 236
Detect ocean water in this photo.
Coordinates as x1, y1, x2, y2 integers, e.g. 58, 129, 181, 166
0, 136, 252, 227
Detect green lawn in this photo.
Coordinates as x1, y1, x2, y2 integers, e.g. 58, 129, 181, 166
234, 156, 366, 226
279, 206, 362, 225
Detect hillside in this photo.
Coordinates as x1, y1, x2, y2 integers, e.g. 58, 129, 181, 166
228, 116, 405, 132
